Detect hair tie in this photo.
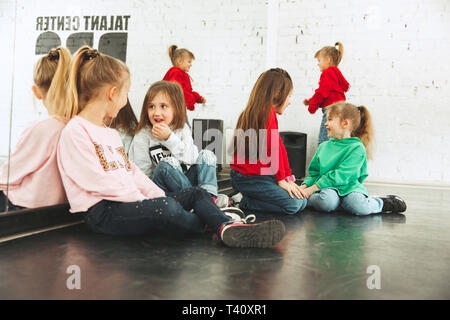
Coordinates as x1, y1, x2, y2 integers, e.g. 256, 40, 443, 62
48, 49, 60, 61
85, 49, 99, 60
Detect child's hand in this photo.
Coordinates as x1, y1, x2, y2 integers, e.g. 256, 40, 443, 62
303, 99, 310, 106
303, 185, 319, 198
278, 180, 304, 199
290, 181, 309, 199
152, 123, 172, 140
201, 97, 206, 104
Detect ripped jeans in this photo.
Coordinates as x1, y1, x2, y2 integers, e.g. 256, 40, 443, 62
151, 150, 219, 197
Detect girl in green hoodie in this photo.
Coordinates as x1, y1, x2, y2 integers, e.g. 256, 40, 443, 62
300, 102, 406, 215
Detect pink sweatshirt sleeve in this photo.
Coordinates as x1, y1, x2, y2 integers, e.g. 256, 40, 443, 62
58, 117, 165, 212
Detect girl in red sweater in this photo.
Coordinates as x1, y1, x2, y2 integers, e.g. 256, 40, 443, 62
303, 42, 350, 145
230, 68, 308, 215
163, 45, 206, 112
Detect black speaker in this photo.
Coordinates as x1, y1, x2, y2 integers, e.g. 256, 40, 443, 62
192, 119, 224, 172
279, 132, 307, 179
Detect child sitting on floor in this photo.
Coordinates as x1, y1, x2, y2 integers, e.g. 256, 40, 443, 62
128, 80, 229, 207
300, 101, 406, 215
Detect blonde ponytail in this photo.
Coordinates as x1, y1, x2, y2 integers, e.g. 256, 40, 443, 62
335, 42, 344, 65
168, 45, 178, 65
66, 46, 129, 120
352, 105, 373, 159
46, 47, 72, 119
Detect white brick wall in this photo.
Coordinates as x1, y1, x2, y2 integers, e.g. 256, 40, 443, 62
276, 0, 450, 185
1, 0, 449, 186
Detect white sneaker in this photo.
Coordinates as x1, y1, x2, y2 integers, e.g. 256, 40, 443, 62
215, 194, 230, 208
230, 192, 243, 206
221, 207, 247, 221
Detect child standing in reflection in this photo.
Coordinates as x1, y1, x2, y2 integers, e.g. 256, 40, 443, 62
303, 42, 350, 145
163, 45, 206, 112
0, 47, 71, 211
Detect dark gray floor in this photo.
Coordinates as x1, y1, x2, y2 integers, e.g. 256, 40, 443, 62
0, 184, 449, 299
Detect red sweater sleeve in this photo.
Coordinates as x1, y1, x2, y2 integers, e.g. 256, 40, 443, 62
308, 70, 332, 114
192, 91, 203, 103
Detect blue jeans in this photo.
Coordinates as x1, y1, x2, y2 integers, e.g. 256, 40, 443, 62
318, 108, 329, 145
230, 169, 307, 215
151, 150, 219, 196
307, 188, 383, 216
84, 187, 231, 236
0, 191, 24, 211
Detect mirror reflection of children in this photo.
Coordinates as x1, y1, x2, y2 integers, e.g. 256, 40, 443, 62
163, 45, 206, 113
0, 47, 71, 211
129, 81, 229, 208
300, 102, 407, 215
303, 42, 350, 145
57, 46, 286, 248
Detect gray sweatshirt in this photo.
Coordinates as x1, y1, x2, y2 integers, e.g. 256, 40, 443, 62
128, 124, 199, 177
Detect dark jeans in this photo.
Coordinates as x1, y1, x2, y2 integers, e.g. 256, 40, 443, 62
230, 169, 307, 215
84, 187, 231, 236
0, 191, 24, 212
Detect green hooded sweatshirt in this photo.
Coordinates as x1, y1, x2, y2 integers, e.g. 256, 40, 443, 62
302, 137, 368, 196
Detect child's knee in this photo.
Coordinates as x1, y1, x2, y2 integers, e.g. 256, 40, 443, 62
283, 198, 308, 215
197, 150, 217, 166
310, 189, 340, 212
341, 192, 371, 216
159, 157, 181, 169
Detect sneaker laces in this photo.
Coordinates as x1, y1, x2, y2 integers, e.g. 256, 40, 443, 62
242, 214, 256, 224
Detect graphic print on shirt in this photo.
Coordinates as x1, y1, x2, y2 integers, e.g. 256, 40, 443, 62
149, 144, 172, 166
94, 142, 132, 172
116, 146, 132, 171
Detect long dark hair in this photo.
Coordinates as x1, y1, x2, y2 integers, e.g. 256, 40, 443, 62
231, 68, 293, 159
109, 98, 138, 136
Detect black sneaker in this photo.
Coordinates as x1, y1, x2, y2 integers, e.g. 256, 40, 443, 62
219, 216, 286, 248
380, 195, 407, 213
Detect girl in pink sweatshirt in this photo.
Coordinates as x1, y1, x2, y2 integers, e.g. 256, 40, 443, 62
57, 46, 286, 248
0, 47, 71, 211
